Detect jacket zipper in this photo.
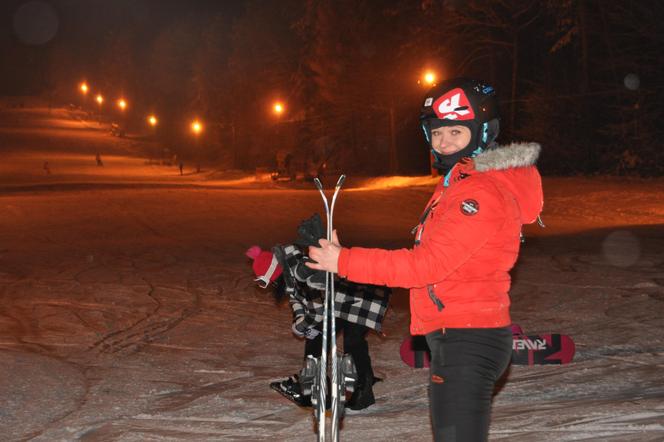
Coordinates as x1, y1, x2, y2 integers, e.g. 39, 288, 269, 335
412, 192, 445, 311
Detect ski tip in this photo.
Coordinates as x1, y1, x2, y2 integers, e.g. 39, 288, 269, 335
336, 174, 346, 187
314, 178, 323, 190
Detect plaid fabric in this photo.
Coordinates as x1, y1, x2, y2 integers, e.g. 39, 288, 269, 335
290, 279, 391, 332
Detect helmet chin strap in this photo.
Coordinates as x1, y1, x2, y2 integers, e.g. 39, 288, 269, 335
431, 146, 484, 174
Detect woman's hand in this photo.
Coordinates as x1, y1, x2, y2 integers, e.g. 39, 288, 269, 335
306, 230, 342, 273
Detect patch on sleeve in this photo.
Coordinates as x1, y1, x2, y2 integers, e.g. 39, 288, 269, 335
460, 199, 479, 216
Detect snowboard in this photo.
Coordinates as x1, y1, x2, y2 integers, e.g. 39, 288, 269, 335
399, 335, 431, 368
400, 329, 575, 368
511, 333, 575, 365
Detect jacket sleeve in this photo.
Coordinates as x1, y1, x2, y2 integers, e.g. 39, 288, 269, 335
289, 294, 304, 319
338, 181, 507, 288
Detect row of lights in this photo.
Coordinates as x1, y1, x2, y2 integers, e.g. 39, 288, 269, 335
78, 70, 437, 135
266, 73, 437, 117
267, 70, 436, 115
79, 81, 202, 134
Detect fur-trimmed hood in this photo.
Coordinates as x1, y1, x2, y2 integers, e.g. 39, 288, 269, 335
474, 142, 541, 172
456, 142, 543, 224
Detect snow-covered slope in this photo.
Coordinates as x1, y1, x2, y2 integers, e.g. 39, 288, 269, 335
0, 107, 662, 441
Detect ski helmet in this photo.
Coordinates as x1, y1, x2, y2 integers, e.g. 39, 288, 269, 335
420, 78, 500, 172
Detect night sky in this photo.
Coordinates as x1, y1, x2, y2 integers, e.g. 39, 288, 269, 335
1, 0, 242, 95
1, 0, 663, 176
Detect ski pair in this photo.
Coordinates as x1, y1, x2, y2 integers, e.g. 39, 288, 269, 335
298, 175, 354, 441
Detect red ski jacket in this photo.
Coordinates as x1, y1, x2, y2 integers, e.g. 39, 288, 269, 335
338, 143, 543, 335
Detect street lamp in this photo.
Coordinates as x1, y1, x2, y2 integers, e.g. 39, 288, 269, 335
146, 114, 159, 161
78, 82, 89, 111
190, 119, 203, 135
95, 94, 103, 124
190, 119, 204, 173
420, 70, 437, 87
273, 101, 285, 116
419, 70, 439, 175
115, 98, 128, 137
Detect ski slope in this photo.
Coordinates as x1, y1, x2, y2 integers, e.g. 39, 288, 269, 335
0, 106, 663, 441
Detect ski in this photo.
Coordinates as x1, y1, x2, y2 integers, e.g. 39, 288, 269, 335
312, 174, 346, 441
328, 175, 344, 441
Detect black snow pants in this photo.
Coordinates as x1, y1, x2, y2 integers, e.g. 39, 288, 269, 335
425, 327, 512, 442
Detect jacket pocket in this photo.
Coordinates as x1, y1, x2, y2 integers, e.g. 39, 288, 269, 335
411, 288, 443, 322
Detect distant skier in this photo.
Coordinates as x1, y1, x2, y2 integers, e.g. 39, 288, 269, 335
95, 152, 103, 167
307, 78, 544, 441
247, 214, 390, 411
179, 162, 183, 176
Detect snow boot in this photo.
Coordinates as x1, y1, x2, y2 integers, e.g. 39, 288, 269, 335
346, 374, 375, 411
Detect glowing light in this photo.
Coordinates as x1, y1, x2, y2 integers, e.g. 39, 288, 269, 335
191, 119, 203, 135
423, 71, 437, 86
117, 99, 127, 111
96, 94, 103, 105
148, 115, 158, 126
80, 82, 89, 94
273, 102, 285, 115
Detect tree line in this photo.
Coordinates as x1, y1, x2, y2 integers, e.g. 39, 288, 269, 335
37, 0, 664, 176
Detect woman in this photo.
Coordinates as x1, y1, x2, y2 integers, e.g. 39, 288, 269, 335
308, 78, 543, 441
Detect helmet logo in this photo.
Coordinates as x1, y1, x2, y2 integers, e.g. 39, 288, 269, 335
433, 88, 475, 121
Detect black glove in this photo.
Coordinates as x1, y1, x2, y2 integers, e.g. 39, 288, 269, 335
295, 213, 325, 247
306, 271, 326, 290
292, 255, 327, 291
294, 257, 317, 282
272, 244, 302, 291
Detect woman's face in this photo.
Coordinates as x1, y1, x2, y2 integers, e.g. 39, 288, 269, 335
430, 125, 472, 156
